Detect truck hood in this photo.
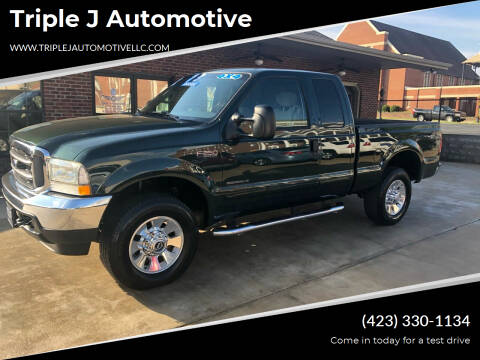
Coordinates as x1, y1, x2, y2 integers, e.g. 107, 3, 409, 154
11, 114, 198, 160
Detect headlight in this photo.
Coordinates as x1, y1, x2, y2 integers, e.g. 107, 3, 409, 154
47, 158, 91, 196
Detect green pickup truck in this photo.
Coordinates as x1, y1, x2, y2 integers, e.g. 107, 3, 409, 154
2, 69, 442, 289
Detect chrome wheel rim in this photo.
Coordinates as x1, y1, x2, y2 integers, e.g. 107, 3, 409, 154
385, 180, 407, 216
129, 216, 184, 274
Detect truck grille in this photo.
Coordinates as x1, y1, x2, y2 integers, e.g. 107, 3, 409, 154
10, 140, 46, 190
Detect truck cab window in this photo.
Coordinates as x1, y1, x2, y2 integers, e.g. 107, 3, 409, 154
312, 79, 345, 127
237, 77, 308, 128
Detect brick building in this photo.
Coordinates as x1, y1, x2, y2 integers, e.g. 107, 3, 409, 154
0, 31, 448, 173
338, 20, 480, 115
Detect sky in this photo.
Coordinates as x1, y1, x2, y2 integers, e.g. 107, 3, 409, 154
317, 1, 480, 60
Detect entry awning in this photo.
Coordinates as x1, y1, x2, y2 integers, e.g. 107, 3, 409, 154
251, 31, 451, 73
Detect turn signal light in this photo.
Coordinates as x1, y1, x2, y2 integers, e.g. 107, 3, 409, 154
78, 185, 92, 196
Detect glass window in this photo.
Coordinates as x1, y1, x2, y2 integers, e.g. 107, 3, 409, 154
141, 72, 250, 121
344, 85, 359, 118
0, 81, 43, 155
237, 77, 308, 128
312, 79, 345, 127
136, 79, 168, 109
435, 74, 443, 86
94, 76, 131, 114
423, 72, 431, 87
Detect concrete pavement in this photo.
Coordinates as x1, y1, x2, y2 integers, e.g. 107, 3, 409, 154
0, 162, 479, 358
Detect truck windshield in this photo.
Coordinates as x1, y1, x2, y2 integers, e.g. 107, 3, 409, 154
140, 72, 250, 121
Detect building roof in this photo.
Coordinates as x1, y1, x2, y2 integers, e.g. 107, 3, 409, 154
279, 31, 450, 72
370, 20, 478, 80
463, 53, 480, 66
289, 30, 334, 42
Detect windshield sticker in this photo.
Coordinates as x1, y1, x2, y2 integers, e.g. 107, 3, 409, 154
217, 73, 242, 80
182, 80, 199, 87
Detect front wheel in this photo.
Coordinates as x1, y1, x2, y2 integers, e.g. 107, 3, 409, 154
363, 167, 412, 225
100, 194, 198, 290
417, 114, 425, 121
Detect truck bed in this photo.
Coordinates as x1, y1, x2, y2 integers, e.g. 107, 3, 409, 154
355, 118, 440, 133
351, 118, 441, 193
356, 118, 438, 126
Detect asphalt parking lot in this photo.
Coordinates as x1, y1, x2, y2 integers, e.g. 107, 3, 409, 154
1, 161, 479, 358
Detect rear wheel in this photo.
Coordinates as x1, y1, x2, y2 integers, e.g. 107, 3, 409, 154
100, 194, 198, 290
417, 114, 425, 121
363, 167, 411, 225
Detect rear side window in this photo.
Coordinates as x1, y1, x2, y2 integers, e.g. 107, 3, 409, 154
238, 77, 308, 128
312, 79, 345, 127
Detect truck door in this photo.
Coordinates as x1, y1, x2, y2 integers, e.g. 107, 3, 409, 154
309, 78, 356, 195
219, 76, 325, 210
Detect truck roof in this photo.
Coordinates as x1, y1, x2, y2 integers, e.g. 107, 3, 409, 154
206, 68, 338, 78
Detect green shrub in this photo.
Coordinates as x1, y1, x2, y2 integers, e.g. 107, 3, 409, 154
390, 105, 402, 112
381, 104, 391, 112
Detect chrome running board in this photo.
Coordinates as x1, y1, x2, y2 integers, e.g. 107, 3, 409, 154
212, 205, 344, 236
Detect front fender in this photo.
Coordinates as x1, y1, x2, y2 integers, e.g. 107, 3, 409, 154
97, 157, 215, 195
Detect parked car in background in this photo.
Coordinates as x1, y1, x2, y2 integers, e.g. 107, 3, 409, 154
0, 89, 43, 155
412, 105, 466, 122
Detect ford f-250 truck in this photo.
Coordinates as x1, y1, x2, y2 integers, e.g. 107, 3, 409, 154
2, 69, 442, 289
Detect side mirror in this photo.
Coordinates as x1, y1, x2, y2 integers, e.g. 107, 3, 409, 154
225, 105, 276, 140
251, 105, 276, 139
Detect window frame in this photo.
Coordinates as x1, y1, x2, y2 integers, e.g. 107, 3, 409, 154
92, 71, 171, 115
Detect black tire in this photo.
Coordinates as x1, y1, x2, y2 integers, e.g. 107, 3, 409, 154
363, 167, 412, 225
100, 193, 198, 290
417, 114, 424, 121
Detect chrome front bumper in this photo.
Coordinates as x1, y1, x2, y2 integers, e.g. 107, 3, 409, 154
2, 171, 112, 255
2, 171, 111, 230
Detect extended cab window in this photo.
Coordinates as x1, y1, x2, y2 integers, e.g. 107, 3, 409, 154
238, 77, 308, 128
312, 79, 345, 127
